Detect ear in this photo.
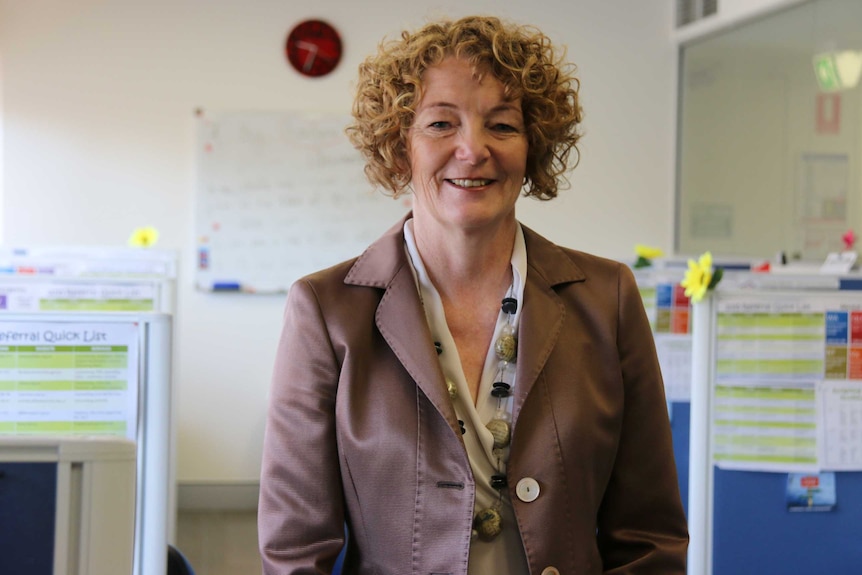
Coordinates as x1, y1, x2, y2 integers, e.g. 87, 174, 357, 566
395, 141, 412, 185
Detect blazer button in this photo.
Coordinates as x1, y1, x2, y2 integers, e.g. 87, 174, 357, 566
515, 477, 540, 502
541, 567, 560, 575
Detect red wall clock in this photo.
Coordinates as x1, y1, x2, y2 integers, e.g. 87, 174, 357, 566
285, 19, 343, 78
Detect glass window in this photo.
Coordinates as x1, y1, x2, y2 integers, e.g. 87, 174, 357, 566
676, 0, 862, 260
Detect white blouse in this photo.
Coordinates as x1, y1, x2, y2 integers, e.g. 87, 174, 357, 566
403, 219, 530, 575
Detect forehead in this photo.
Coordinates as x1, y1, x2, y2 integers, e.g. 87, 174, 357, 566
417, 57, 517, 108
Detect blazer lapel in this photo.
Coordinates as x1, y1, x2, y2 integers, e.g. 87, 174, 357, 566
513, 225, 586, 425
344, 216, 462, 439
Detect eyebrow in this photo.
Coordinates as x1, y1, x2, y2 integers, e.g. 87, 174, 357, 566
418, 101, 522, 114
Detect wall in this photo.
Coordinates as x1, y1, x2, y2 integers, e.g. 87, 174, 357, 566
0, 0, 678, 501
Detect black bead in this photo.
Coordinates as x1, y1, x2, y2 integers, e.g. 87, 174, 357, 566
492, 381, 511, 390
434, 341, 443, 355
491, 387, 512, 398
490, 474, 508, 489
458, 419, 466, 435
501, 297, 518, 314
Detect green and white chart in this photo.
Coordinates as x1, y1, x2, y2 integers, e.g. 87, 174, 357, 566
0, 281, 158, 312
0, 321, 139, 439
713, 295, 862, 472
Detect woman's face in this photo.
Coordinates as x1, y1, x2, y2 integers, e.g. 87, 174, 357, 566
407, 57, 527, 234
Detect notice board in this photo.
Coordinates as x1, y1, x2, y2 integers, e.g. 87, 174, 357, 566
194, 110, 410, 293
688, 287, 862, 575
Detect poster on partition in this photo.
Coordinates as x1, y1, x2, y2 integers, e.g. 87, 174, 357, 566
0, 322, 139, 440
712, 295, 862, 472
638, 273, 693, 402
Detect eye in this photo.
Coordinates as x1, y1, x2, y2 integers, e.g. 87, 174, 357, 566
492, 123, 520, 133
428, 121, 452, 129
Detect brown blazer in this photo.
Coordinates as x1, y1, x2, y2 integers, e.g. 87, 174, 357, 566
258, 217, 688, 575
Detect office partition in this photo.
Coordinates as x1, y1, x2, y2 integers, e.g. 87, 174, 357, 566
0, 436, 137, 575
0, 313, 172, 575
689, 286, 862, 574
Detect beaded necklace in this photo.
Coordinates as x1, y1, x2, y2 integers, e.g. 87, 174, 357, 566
471, 288, 518, 542
403, 220, 524, 544
435, 288, 517, 542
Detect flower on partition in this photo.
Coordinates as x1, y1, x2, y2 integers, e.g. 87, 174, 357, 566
680, 251, 723, 304
128, 226, 160, 248
633, 244, 664, 269
842, 229, 857, 251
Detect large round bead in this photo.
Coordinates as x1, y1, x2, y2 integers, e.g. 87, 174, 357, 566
494, 334, 517, 362
486, 418, 511, 448
472, 507, 503, 541
445, 378, 457, 400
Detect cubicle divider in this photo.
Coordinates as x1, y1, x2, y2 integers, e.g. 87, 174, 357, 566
0, 247, 177, 575
0, 436, 138, 575
634, 260, 846, 522
0, 313, 172, 575
634, 266, 697, 514
689, 283, 862, 575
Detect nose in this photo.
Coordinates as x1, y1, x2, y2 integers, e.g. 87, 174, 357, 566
454, 125, 490, 165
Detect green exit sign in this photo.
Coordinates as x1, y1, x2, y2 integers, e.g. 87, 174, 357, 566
814, 53, 841, 92
813, 51, 862, 92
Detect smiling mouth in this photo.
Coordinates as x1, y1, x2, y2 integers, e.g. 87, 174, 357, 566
447, 178, 493, 188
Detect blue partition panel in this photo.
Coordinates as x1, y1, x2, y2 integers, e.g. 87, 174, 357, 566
713, 469, 862, 575
670, 401, 690, 517
0, 462, 57, 573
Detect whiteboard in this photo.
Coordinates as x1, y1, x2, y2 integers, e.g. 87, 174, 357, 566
194, 110, 411, 293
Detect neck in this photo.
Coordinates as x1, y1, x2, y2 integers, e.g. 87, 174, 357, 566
412, 216, 517, 298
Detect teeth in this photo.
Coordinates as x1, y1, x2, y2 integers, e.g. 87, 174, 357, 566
449, 179, 492, 188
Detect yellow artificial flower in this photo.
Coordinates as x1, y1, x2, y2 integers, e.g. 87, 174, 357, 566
633, 244, 664, 269
128, 226, 160, 248
681, 251, 714, 303
635, 244, 664, 260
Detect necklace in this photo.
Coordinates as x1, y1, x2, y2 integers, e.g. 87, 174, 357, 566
470, 290, 517, 542
434, 287, 518, 542
402, 219, 524, 544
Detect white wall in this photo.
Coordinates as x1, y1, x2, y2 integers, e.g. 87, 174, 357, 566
0, 1, 679, 489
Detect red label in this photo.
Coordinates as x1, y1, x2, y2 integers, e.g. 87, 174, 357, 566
851, 312, 862, 344
673, 285, 690, 308
672, 309, 691, 335
800, 476, 819, 488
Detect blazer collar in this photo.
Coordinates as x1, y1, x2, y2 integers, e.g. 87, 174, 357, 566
512, 225, 586, 424
343, 216, 586, 288
345, 215, 463, 438
343, 215, 587, 430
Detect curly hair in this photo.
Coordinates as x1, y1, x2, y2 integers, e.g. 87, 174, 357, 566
345, 15, 583, 200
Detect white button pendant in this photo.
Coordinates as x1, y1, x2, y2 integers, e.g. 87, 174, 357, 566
516, 477, 540, 502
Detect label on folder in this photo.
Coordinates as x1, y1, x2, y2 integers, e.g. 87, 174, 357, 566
786, 472, 836, 512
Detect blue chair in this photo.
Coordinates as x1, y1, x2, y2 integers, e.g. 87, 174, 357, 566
167, 544, 196, 575
333, 523, 348, 575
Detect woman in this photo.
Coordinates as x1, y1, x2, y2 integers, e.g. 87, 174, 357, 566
259, 15, 688, 575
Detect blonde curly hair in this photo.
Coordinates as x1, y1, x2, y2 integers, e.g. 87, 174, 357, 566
346, 15, 583, 200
